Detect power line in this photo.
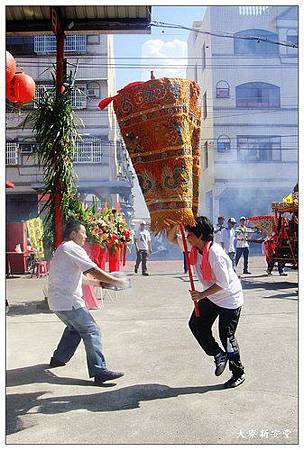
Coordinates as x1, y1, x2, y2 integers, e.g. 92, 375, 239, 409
19, 62, 298, 69
151, 21, 298, 49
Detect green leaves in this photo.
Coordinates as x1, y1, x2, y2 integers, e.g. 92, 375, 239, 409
24, 73, 81, 255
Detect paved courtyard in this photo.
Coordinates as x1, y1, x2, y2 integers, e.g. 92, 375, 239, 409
6, 256, 298, 444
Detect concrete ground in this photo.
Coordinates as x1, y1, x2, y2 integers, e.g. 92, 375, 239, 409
6, 256, 298, 444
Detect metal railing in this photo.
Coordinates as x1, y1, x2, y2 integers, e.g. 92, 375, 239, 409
6, 143, 19, 165
34, 35, 87, 54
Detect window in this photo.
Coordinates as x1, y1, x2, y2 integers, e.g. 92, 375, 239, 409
234, 29, 279, 55
216, 81, 230, 98
6, 142, 19, 165
35, 84, 87, 109
74, 139, 103, 164
237, 136, 281, 162
202, 43, 206, 70
239, 6, 270, 16
236, 82, 280, 108
286, 30, 298, 54
203, 92, 207, 119
204, 141, 209, 168
217, 135, 231, 153
6, 36, 34, 55
72, 84, 87, 109
34, 35, 86, 54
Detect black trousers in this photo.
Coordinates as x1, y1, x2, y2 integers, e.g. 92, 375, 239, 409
189, 297, 244, 377
135, 250, 148, 274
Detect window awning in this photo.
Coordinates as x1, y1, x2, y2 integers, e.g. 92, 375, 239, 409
6, 5, 151, 35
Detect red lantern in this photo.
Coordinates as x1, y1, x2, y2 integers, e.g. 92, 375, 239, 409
6, 72, 36, 104
6, 51, 16, 84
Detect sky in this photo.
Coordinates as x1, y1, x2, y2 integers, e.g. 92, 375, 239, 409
113, 6, 206, 218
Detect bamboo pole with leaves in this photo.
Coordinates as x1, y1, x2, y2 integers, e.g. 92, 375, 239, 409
23, 73, 83, 255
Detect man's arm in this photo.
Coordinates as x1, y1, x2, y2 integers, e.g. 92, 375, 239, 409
135, 237, 140, 252
82, 274, 102, 287
84, 267, 128, 288
190, 284, 223, 302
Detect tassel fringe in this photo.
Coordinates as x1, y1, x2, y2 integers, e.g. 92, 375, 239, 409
150, 208, 196, 234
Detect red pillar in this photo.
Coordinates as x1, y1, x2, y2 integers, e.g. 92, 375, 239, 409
51, 7, 65, 248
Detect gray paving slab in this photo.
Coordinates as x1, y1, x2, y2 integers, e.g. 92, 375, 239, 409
6, 256, 298, 444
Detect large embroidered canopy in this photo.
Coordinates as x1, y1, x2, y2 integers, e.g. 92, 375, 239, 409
247, 215, 275, 235
99, 77, 201, 233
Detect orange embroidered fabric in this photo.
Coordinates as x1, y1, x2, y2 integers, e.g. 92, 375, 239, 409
108, 77, 201, 233
247, 215, 275, 235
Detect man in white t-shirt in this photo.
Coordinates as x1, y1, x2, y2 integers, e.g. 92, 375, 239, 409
134, 221, 152, 276
185, 216, 245, 389
235, 216, 252, 274
48, 220, 129, 386
213, 216, 225, 248
222, 217, 237, 269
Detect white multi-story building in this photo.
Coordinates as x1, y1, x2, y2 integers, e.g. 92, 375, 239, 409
6, 33, 134, 222
187, 6, 298, 222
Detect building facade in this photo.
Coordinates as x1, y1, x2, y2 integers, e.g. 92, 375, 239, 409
187, 6, 298, 222
6, 33, 134, 223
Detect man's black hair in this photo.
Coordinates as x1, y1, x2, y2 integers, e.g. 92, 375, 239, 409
185, 216, 214, 242
63, 220, 84, 240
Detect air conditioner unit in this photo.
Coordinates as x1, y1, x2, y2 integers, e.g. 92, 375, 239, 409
20, 143, 34, 154
87, 89, 97, 97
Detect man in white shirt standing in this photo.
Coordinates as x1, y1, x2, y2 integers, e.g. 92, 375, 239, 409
134, 221, 152, 276
223, 217, 237, 269
213, 216, 225, 248
235, 216, 251, 274
48, 220, 129, 386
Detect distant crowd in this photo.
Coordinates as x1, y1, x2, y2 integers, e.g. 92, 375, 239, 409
213, 216, 253, 275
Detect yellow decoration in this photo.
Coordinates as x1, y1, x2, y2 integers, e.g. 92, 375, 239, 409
26, 217, 45, 259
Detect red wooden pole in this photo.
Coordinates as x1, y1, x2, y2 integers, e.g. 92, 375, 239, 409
51, 7, 65, 248
180, 224, 200, 317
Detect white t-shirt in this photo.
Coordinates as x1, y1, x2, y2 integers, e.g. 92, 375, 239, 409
135, 229, 151, 251
194, 242, 243, 309
48, 240, 97, 311
214, 225, 225, 245
223, 228, 236, 253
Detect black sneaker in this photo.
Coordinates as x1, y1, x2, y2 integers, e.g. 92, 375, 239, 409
243, 271, 251, 275
49, 357, 66, 368
94, 370, 124, 385
142, 273, 149, 276
214, 351, 228, 376
279, 272, 288, 276
224, 373, 245, 388
134, 268, 138, 274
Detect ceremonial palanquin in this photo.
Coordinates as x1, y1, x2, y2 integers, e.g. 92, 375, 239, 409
99, 77, 201, 233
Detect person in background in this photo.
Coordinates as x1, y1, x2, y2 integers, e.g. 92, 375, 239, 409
134, 221, 152, 276
48, 220, 129, 386
213, 216, 225, 248
223, 218, 237, 269
235, 217, 251, 275
176, 231, 191, 273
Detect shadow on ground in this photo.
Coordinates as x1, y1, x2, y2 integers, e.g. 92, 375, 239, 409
241, 279, 298, 291
6, 300, 52, 316
6, 373, 225, 436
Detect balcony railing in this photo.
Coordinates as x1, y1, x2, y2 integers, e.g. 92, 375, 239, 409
74, 140, 103, 164
35, 84, 87, 109
6, 143, 19, 165
34, 35, 87, 54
